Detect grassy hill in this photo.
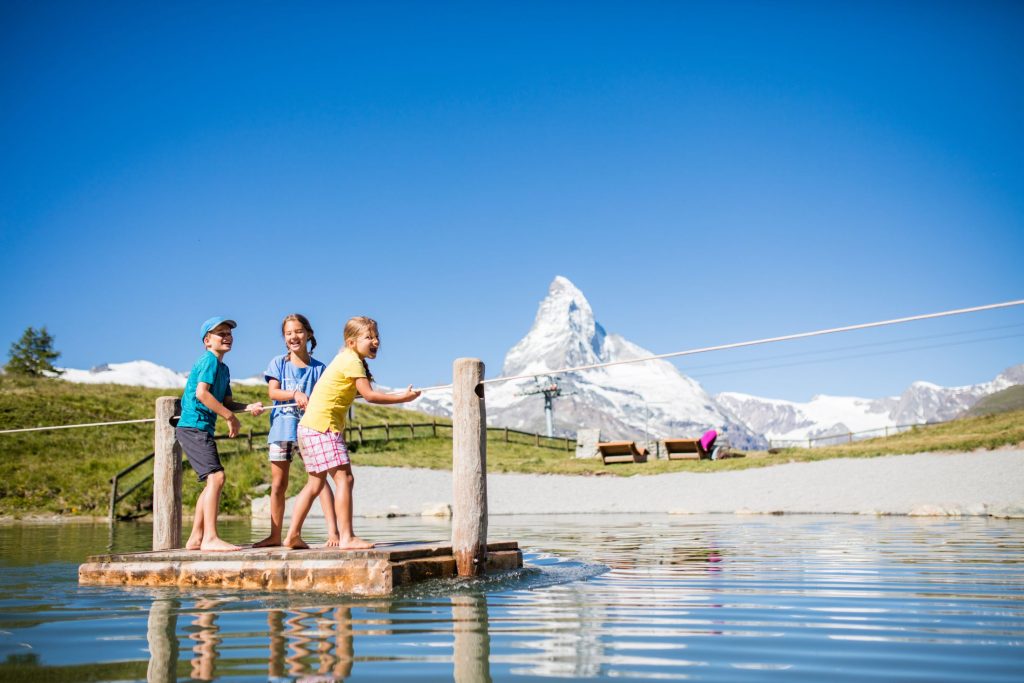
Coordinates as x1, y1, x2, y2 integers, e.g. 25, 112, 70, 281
963, 385, 1024, 417
2, 375, 1022, 518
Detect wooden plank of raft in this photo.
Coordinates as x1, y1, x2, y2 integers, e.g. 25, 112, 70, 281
78, 540, 522, 596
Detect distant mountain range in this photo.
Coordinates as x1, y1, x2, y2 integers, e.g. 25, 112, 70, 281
57, 277, 1022, 448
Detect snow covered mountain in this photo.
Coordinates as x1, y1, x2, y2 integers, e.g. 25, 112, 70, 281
59, 361, 187, 388
716, 364, 1024, 446
405, 276, 767, 449
57, 360, 264, 388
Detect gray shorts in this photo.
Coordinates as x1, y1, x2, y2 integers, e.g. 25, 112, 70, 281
175, 427, 223, 482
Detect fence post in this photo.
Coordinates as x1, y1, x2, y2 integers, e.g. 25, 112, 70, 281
432, 418, 437, 437
807, 438, 812, 449
452, 358, 487, 577
409, 422, 415, 438
503, 427, 508, 443
535, 432, 540, 446
848, 432, 853, 443
358, 425, 364, 447
247, 427, 253, 451
384, 421, 390, 443
153, 397, 182, 551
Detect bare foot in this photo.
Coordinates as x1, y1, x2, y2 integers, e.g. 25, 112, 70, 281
283, 536, 309, 550
337, 536, 375, 550
324, 535, 341, 548
185, 535, 203, 551
252, 535, 281, 548
200, 538, 241, 552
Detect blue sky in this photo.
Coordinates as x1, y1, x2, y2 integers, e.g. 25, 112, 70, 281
2, 1, 1022, 401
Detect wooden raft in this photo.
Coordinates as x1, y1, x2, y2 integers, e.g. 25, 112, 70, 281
78, 540, 522, 596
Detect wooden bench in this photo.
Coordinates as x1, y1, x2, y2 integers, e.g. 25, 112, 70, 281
662, 438, 707, 460
597, 441, 648, 465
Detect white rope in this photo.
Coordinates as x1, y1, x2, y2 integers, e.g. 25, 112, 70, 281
0, 402, 301, 435
414, 297, 1024, 392
0, 418, 158, 434
2, 298, 1020, 432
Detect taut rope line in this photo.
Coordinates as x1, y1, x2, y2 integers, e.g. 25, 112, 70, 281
413, 298, 1024, 392
2, 298, 1021, 433
0, 402, 299, 435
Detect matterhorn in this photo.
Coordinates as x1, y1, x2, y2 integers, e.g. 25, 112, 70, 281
463, 276, 766, 448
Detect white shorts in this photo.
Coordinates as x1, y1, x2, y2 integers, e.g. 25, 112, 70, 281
268, 441, 299, 463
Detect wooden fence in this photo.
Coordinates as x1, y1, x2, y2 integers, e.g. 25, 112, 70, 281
768, 420, 945, 450
108, 420, 572, 520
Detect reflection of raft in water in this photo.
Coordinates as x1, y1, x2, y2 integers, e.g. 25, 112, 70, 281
78, 540, 522, 596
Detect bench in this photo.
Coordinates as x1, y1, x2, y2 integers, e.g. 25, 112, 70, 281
597, 441, 649, 465
662, 438, 707, 460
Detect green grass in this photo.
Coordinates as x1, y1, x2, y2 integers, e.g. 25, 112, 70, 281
2, 374, 1022, 518
964, 385, 1024, 417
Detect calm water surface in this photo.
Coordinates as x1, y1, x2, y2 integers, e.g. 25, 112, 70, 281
1, 514, 1022, 681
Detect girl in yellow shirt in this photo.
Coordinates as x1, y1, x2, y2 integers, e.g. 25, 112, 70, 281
285, 316, 420, 549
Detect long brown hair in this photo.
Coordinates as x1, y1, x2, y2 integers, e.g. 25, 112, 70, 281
343, 316, 377, 382
282, 313, 317, 356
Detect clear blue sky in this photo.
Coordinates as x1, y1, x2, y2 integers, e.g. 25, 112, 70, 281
2, 1, 1022, 401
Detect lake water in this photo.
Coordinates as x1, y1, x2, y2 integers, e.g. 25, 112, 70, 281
1, 514, 1022, 681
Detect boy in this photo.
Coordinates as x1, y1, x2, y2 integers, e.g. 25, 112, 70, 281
176, 316, 263, 551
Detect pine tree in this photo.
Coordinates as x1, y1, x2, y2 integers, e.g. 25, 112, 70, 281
5, 326, 63, 377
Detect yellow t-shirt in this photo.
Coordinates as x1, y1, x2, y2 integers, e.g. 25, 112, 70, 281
299, 348, 366, 433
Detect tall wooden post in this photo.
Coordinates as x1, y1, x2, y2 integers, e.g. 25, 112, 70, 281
153, 397, 182, 551
452, 358, 487, 577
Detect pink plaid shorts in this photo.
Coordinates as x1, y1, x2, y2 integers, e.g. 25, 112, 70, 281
296, 426, 350, 473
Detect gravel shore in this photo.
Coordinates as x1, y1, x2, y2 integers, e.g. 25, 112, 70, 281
252, 449, 1024, 519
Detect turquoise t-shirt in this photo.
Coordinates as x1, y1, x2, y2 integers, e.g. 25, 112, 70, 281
178, 351, 232, 435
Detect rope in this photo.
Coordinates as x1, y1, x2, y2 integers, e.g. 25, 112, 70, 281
416, 297, 1024, 392
2, 298, 1020, 433
0, 402, 301, 435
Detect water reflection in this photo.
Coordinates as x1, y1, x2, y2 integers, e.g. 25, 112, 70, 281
3, 515, 1024, 682
146, 596, 178, 683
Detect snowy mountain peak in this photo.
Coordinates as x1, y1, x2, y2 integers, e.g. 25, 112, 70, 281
502, 276, 606, 377
489, 277, 765, 447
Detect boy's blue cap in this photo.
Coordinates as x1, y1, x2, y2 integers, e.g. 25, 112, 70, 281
200, 316, 237, 340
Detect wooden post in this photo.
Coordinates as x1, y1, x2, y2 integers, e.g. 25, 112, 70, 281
503, 427, 508, 443
452, 358, 487, 577
247, 427, 253, 451
535, 432, 540, 446
384, 421, 390, 443
409, 422, 415, 438
432, 418, 437, 437
152, 397, 182, 551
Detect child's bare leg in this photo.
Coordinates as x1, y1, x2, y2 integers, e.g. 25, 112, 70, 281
254, 461, 290, 547
331, 465, 373, 550
319, 484, 340, 546
283, 471, 326, 549
199, 470, 239, 552
186, 485, 208, 550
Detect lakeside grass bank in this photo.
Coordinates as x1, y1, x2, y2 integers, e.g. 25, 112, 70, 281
2, 376, 1021, 518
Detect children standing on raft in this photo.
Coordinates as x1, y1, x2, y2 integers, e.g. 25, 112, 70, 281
284, 316, 421, 550
253, 314, 336, 548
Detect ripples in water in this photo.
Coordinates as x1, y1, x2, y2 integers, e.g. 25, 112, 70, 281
1, 514, 1022, 681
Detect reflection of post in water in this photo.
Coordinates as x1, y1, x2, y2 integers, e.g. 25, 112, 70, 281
146, 597, 179, 683
452, 594, 491, 683
188, 599, 223, 681
268, 610, 286, 680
